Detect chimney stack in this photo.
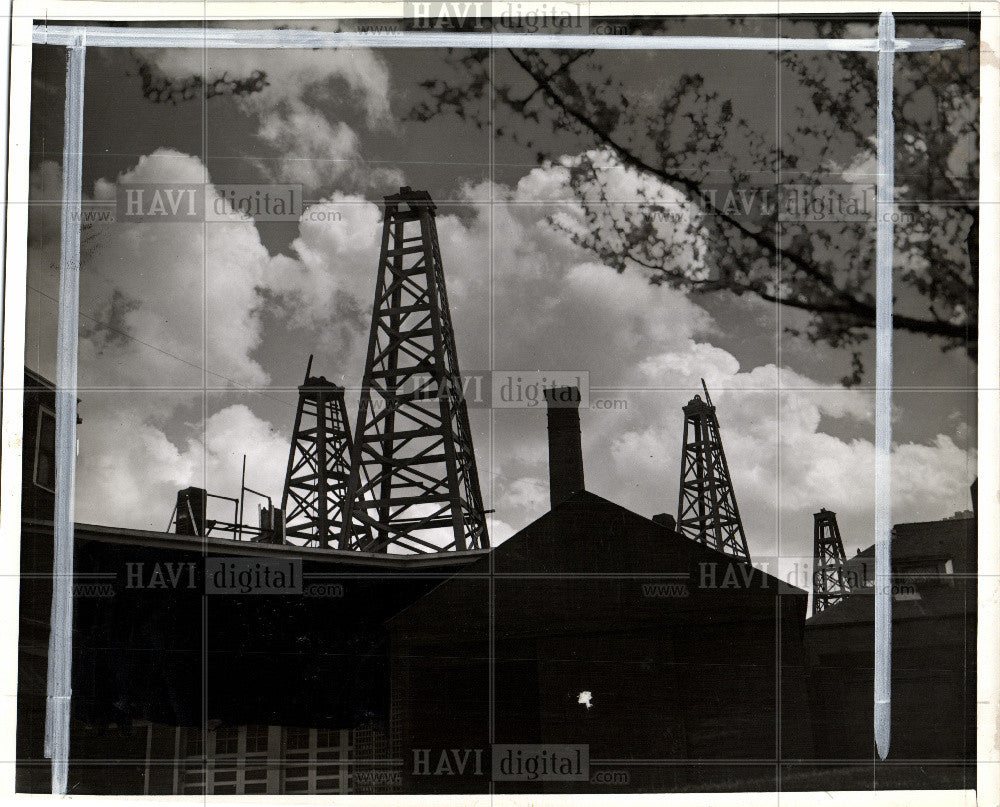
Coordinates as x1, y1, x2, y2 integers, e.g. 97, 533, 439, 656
544, 386, 585, 508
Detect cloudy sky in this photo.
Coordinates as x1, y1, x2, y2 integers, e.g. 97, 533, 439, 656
24, 22, 977, 577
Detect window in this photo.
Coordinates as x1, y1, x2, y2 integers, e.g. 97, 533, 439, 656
177, 725, 276, 795
245, 725, 269, 753
285, 726, 310, 750
33, 406, 56, 492
282, 726, 352, 794
242, 725, 271, 792
214, 726, 239, 755
186, 728, 204, 757
896, 558, 956, 588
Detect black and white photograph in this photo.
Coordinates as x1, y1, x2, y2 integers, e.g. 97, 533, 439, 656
1, 2, 995, 800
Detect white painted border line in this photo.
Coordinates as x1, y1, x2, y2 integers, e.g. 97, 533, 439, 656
873, 10, 895, 762
978, 9, 1000, 800
29, 7, 967, 796
0, 14, 36, 799
30, 25, 965, 52
44, 33, 84, 797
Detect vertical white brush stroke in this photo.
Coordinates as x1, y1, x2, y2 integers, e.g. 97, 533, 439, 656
874, 11, 895, 763
45, 35, 85, 796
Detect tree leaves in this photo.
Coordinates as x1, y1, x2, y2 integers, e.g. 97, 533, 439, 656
409, 20, 979, 379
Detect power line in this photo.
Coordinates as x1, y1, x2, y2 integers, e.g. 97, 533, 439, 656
27, 283, 297, 410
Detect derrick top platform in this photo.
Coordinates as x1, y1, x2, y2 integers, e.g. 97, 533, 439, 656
385, 186, 437, 212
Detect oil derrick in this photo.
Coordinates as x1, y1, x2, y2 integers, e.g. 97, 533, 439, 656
341, 187, 489, 554
676, 380, 751, 561
281, 356, 371, 548
812, 508, 851, 614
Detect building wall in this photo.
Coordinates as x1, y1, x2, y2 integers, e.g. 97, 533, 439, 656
171, 724, 353, 795
392, 608, 815, 793
804, 517, 977, 772
21, 369, 61, 521
806, 612, 976, 764
15, 520, 464, 794
27, 720, 361, 795
388, 493, 814, 794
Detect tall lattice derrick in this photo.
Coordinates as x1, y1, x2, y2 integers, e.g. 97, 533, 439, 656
676, 380, 751, 561
812, 508, 851, 614
281, 356, 371, 549
341, 187, 488, 554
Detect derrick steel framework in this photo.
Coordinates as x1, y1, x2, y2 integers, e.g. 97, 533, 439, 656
340, 188, 489, 553
812, 508, 851, 615
281, 356, 371, 548
676, 381, 751, 561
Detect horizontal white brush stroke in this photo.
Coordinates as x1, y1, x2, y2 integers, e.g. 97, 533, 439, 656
32, 25, 965, 52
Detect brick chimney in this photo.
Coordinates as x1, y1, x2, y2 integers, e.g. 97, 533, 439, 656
544, 386, 585, 508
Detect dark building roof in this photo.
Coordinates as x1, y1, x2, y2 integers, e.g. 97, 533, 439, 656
804, 582, 973, 627
837, 516, 976, 595
21, 518, 489, 570
25, 366, 56, 392
18, 518, 487, 732
807, 516, 976, 629
803, 516, 976, 765
851, 516, 975, 569
386, 490, 815, 792
389, 489, 806, 636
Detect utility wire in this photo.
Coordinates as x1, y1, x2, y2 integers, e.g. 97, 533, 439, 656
27, 283, 297, 410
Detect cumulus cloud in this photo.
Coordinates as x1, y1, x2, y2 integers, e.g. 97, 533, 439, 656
28, 151, 390, 391
75, 403, 289, 531
266, 193, 383, 329
602, 361, 973, 561
136, 41, 400, 192
31, 149, 276, 390
26, 150, 975, 559
421, 164, 974, 557
26, 151, 387, 529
